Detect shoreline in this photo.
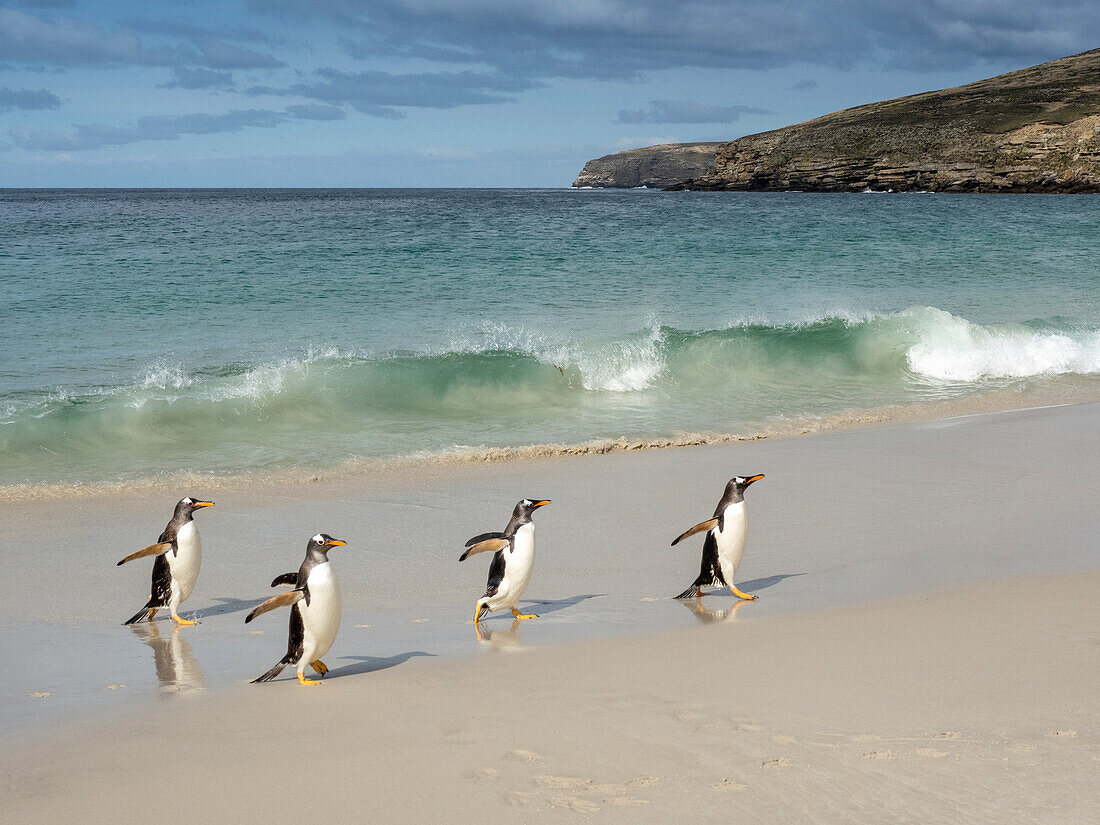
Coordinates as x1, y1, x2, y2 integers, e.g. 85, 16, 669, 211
2, 400, 1097, 751
5, 383, 1099, 501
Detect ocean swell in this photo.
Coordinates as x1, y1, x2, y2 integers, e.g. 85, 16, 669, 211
2, 307, 1098, 484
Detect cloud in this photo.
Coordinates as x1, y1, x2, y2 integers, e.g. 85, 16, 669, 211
789, 79, 819, 91
9, 107, 330, 151
285, 103, 345, 120
0, 9, 280, 69
248, 68, 539, 117
616, 99, 771, 124
251, 0, 1100, 78
160, 67, 236, 90
0, 86, 61, 111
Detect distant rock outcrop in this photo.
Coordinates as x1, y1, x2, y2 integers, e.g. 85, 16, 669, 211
577, 49, 1100, 193
572, 143, 721, 188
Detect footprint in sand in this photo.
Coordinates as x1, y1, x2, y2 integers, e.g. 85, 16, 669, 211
762, 758, 792, 768
467, 767, 500, 784
507, 749, 542, 763
915, 748, 949, 758
535, 775, 589, 789
861, 750, 896, 760
28, 692, 51, 699
548, 796, 601, 813
937, 732, 960, 739
713, 780, 751, 792
1048, 730, 1077, 738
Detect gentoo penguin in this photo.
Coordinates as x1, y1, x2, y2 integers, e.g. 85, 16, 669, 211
672, 475, 764, 600
460, 499, 550, 625
118, 497, 214, 626
246, 533, 347, 686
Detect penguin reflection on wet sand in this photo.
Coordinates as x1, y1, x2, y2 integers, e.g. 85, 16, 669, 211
672, 475, 764, 601
460, 499, 550, 628
117, 497, 214, 626
246, 534, 347, 686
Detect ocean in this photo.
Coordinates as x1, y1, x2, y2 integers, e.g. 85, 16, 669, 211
2, 188, 1098, 489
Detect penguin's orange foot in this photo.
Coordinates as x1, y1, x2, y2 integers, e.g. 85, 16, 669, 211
147, 608, 158, 621
171, 614, 199, 626
511, 608, 538, 620
310, 660, 328, 676
298, 672, 321, 686
730, 587, 757, 601
474, 603, 487, 623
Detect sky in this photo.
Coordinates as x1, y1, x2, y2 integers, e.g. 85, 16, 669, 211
0, 1, 1097, 187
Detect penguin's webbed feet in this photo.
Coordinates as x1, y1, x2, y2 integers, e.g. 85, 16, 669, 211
298, 672, 321, 686
171, 614, 199, 626
730, 586, 758, 601
510, 608, 538, 621
311, 660, 328, 677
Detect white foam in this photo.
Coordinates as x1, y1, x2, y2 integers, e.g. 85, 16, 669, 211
903, 308, 1100, 382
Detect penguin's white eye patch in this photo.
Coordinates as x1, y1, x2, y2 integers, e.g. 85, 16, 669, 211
312, 533, 324, 543
183, 497, 193, 504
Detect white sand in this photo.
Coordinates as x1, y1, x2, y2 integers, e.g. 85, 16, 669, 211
1, 403, 1097, 822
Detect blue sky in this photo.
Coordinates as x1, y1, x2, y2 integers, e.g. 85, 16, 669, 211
1, 1, 1096, 187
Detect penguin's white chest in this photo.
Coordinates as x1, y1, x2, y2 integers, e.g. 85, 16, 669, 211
300, 562, 342, 662
714, 501, 748, 582
494, 523, 536, 609
167, 521, 202, 603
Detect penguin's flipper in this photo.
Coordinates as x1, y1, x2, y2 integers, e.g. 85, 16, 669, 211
464, 531, 505, 548
269, 572, 298, 587
670, 518, 718, 546
245, 589, 303, 623
460, 537, 509, 561
116, 542, 172, 566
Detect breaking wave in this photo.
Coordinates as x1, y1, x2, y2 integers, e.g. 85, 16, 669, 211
2, 307, 1098, 484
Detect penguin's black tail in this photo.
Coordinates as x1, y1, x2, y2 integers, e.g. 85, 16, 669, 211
252, 656, 292, 684
123, 601, 156, 625
674, 585, 703, 600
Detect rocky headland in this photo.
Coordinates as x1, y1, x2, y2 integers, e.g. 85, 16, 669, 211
575, 49, 1100, 193
571, 142, 722, 188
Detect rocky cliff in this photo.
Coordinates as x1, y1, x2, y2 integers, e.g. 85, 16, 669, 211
572, 142, 721, 188
576, 49, 1100, 193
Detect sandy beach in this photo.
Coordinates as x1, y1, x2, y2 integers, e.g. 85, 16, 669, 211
2, 402, 1097, 822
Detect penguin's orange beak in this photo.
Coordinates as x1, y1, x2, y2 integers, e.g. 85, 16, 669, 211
744, 475, 764, 485
194, 500, 215, 507
325, 539, 347, 547
532, 500, 551, 508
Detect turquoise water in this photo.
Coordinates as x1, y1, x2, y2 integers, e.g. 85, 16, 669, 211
2, 188, 1098, 486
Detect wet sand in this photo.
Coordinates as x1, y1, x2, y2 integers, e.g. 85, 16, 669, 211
1, 403, 1097, 821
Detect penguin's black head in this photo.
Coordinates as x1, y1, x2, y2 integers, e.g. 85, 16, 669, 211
725, 475, 764, 500
177, 496, 215, 516
308, 533, 347, 554
513, 499, 551, 520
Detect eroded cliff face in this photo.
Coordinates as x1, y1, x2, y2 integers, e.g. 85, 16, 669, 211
572, 143, 720, 188
670, 115, 1100, 193
669, 49, 1100, 193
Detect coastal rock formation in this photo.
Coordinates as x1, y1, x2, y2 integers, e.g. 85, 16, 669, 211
578, 49, 1100, 193
572, 142, 721, 188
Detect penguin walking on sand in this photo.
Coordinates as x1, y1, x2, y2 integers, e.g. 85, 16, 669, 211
460, 499, 550, 626
672, 475, 764, 600
118, 497, 214, 626
246, 534, 347, 686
